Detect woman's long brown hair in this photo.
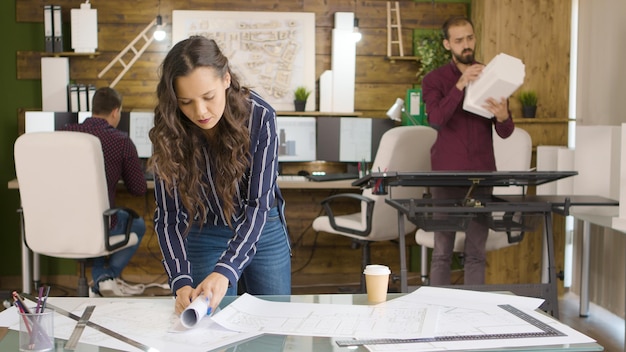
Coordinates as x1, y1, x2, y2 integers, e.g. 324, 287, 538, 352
148, 36, 251, 228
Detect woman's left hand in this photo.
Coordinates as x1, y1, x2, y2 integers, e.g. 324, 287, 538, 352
193, 272, 230, 313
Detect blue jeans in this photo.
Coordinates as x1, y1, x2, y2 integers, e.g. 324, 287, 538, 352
186, 207, 291, 296
92, 210, 146, 289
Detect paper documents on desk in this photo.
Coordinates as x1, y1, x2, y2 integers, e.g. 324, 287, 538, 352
366, 287, 596, 352
210, 288, 596, 352
212, 293, 439, 339
463, 53, 525, 118
0, 297, 261, 352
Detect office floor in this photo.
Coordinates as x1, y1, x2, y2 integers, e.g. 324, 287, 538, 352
0, 273, 623, 351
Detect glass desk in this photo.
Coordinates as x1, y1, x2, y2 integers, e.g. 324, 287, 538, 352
0, 293, 604, 352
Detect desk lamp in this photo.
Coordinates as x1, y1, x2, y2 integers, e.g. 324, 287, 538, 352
386, 97, 421, 125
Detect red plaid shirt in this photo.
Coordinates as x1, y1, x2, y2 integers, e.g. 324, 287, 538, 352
62, 117, 147, 211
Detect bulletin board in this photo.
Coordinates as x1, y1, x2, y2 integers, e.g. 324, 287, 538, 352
172, 10, 316, 111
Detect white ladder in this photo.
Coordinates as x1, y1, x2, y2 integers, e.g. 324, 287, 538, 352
386, 1, 404, 57
97, 18, 160, 88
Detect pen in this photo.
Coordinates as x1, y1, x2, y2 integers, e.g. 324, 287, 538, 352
374, 167, 383, 192
40, 286, 50, 312
12, 293, 33, 338
203, 294, 212, 316
12, 291, 31, 314
35, 286, 44, 313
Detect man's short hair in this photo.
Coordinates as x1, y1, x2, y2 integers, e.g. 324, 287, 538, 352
442, 16, 474, 40
91, 87, 122, 115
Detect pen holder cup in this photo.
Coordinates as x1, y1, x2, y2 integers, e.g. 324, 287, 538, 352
371, 181, 387, 195
18, 307, 54, 352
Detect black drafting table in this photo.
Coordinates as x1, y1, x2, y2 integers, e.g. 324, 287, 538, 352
352, 171, 619, 318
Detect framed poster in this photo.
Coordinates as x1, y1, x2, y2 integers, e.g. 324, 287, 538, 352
172, 10, 316, 111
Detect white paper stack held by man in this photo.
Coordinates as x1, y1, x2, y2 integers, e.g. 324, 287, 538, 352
463, 53, 525, 118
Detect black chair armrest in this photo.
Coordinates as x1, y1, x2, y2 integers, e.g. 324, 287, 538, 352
320, 193, 375, 237
103, 207, 140, 251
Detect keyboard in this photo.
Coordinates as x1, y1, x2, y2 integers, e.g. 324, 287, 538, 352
305, 173, 359, 182
277, 175, 309, 182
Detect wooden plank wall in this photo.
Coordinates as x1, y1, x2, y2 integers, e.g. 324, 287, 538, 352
16, 0, 572, 290
473, 0, 572, 119
16, 0, 467, 116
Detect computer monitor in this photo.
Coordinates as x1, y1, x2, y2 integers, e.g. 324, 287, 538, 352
24, 111, 154, 159
116, 111, 154, 158
276, 116, 316, 162
316, 117, 395, 162
24, 111, 78, 133
129, 111, 154, 159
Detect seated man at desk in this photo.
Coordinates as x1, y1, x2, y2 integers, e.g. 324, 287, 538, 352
61, 87, 147, 296
422, 16, 514, 285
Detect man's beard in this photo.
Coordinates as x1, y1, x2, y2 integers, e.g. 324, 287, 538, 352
453, 49, 474, 65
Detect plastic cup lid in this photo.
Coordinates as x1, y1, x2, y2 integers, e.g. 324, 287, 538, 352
363, 264, 391, 275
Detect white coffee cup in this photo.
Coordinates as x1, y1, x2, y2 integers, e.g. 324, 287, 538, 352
363, 264, 391, 303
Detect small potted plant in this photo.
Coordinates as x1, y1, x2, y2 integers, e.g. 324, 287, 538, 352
519, 90, 538, 118
293, 86, 311, 112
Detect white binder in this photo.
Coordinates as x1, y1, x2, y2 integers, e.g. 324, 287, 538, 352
52, 5, 64, 52
43, 5, 53, 52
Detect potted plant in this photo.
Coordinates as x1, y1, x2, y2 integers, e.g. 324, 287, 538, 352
518, 90, 538, 118
293, 86, 311, 112
409, 29, 449, 127
414, 30, 450, 84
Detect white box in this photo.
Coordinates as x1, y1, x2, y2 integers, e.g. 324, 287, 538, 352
463, 53, 525, 118
71, 3, 98, 53
41, 57, 70, 111
319, 70, 333, 112
330, 12, 356, 113
574, 125, 621, 199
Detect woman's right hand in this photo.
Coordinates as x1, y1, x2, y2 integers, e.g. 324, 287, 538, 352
174, 285, 195, 315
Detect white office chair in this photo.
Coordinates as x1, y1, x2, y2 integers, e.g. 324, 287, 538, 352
312, 125, 438, 292
415, 126, 533, 284
14, 131, 140, 297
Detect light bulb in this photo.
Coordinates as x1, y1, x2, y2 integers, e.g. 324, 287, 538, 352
153, 15, 166, 41
353, 18, 362, 42
153, 28, 166, 41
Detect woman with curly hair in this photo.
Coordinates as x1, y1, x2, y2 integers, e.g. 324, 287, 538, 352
148, 36, 291, 314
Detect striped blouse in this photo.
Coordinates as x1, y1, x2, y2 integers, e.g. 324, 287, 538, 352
153, 91, 287, 293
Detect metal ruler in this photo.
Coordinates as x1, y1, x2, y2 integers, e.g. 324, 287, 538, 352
64, 305, 95, 350
23, 294, 155, 352
335, 304, 566, 347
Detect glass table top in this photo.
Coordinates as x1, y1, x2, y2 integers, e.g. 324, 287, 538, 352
0, 293, 603, 352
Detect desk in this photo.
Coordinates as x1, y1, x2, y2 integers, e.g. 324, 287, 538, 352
7, 178, 357, 191
278, 178, 357, 189
0, 292, 604, 351
7, 178, 358, 294
354, 171, 618, 319
569, 206, 626, 352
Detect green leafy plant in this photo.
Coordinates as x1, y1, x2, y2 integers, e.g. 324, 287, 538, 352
294, 86, 311, 102
518, 90, 538, 106
414, 30, 450, 83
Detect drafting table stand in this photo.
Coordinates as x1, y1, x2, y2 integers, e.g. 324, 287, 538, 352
353, 171, 619, 318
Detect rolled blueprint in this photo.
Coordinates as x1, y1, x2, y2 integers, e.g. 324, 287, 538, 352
180, 294, 211, 328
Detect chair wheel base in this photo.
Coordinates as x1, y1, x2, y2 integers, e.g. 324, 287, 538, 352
77, 277, 89, 297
